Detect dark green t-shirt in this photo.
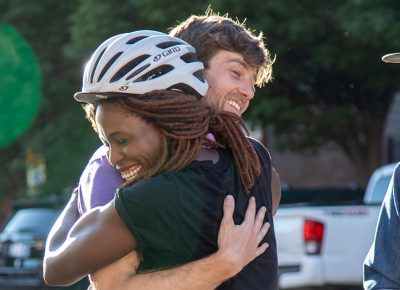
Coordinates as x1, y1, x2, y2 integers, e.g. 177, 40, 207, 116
115, 138, 278, 289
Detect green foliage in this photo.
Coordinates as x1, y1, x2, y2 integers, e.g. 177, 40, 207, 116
0, 24, 41, 149
37, 106, 100, 194
1, 0, 400, 197
66, 0, 209, 59
241, 0, 400, 181
0, 0, 211, 199
0, 0, 92, 198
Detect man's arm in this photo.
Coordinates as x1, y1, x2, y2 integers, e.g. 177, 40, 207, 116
89, 195, 269, 290
45, 188, 80, 252
271, 166, 281, 215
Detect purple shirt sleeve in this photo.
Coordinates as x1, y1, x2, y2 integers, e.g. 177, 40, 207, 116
77, 146, 124, 215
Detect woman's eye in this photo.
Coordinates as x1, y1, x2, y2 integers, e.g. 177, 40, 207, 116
117, 139, 127, 145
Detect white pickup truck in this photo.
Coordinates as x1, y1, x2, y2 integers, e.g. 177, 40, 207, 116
275, 162, 397, 290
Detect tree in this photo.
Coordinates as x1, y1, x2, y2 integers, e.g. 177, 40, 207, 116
0, 0, 97, 198
0, 0, 210, 199
213, 0, 400, 183
66, 0, 209, 58
1, 0, 400, 199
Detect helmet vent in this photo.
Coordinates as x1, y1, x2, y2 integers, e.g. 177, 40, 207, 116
193, 70, 206, 82
126, 36, 148, 44
90, 48, 107, 83
111, 55, 151, 82
135, 65, 174, 82
180, 52, 198, 63
98, 52, 123, 82
126, 64, 151, 81
168, 83, 203, 99
156, 41, 182, 49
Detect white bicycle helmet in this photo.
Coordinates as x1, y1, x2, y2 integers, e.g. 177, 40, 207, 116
74, 30, 208, 103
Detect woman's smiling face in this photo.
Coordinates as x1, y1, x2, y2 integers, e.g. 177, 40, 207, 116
95, 100, 163, 181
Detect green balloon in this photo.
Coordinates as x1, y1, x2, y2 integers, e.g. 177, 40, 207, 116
0, 24, 41, 149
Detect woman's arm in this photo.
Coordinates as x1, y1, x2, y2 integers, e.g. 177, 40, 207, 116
82, 196, 270, 290
43, 197, 136, 285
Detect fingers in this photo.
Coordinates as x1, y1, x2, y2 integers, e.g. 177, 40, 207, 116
257, 222, 270, 245
217, 195, 272, 271
243, 196, 256, 224
254, 206, 266, 230
223, 194, 270, 246
255, 242, 269, 257
222, 195, 235, 224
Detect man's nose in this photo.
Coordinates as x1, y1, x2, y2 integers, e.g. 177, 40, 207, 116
238, 81, 255, 100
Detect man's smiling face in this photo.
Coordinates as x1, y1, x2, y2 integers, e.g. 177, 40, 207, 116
203, 50, 257, 116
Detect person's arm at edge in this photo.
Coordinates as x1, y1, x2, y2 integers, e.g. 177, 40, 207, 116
363, 164, 400, 289
90, 196, 270, 290
271, 166, 281, 215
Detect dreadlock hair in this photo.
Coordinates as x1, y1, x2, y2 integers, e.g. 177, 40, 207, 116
84, 89, 261, 193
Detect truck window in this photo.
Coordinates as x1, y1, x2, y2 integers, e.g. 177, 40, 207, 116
368, 175, 392, 204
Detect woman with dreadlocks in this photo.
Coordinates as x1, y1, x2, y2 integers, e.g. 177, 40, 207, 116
44, 31, 277, 290
83, 90, 259, 193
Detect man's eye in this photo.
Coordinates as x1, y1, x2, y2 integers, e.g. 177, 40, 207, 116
117, 139, 127, 145
231, 70, 241, 77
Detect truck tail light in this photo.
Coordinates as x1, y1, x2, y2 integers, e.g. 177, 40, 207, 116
303, 219, 324, 255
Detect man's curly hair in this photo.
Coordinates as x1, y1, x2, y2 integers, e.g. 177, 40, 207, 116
170, 9, 274, 87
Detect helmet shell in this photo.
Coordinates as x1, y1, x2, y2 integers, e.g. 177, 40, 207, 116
74, 30, 208, 103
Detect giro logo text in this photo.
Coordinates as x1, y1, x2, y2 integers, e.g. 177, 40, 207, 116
153, 47, 181, 62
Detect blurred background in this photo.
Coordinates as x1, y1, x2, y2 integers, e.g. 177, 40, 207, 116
1, 1, 400, 289
1, 0, 400, 222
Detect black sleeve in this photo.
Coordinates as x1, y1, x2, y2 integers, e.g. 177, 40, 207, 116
248, 137, 273, 206
248, 137, 272, 173
114, 173, 180, 253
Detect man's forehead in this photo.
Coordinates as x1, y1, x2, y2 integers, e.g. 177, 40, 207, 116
214, 51, 257, 80
227, 56, 256, 68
